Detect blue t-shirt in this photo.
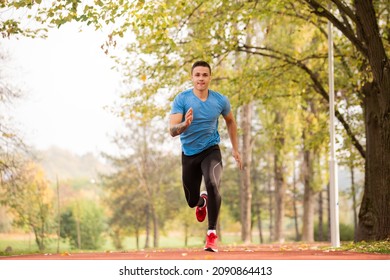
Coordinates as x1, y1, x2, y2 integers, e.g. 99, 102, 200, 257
171, 88, 231, 156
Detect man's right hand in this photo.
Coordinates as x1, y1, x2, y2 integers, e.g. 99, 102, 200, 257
184, 107, 193, 126
169, 108, 193, 137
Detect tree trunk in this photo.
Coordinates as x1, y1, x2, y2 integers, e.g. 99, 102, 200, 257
252, 159, 263, 244
274, 153, 286, 243
318, 189, 324, 241
292, 161, 300, 241
33, 227, 45, 251
144, 205, 150, 249
357, 82, 390, 241
349, 164, 358, 242
302, 147, 315, 242
135, 229, 140, 250
240, 103, 253, 244
76, 217, 81, 250
112, 229, 123, 250
267, 157, 274, 242
152, 205, 159, 248
327, 183, 331, 241
255, 202, 264, 243
354, 0, 390, 241
274, 112, 286, 243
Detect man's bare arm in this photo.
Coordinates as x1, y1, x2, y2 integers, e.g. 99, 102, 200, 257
223, 111, 242, 170
170, 121, 189, 137
169, 108, 193, 137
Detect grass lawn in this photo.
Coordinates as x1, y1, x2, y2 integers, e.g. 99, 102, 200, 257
0, 232, 249, 256
0, 233, 209, 255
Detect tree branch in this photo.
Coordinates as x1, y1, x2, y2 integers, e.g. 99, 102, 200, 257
332, 0, 357, 23
237, 45, 366, 158
304, 0, 368, 57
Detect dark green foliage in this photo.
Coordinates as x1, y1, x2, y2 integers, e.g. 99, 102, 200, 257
314, 222, 355, 242
60, 200, 105, 250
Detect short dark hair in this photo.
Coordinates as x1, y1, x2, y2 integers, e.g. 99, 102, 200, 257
191, 61, 211, 75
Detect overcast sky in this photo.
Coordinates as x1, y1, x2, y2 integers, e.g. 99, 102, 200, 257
3, 23, 125, 156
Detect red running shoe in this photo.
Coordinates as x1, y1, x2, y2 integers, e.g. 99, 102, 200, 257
204, 232, 218, 252
196, 191, 208, 222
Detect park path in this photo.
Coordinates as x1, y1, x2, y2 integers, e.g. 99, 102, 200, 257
1, 243, 389, 260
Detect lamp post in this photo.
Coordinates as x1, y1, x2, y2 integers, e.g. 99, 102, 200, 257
328, 7, 340, 248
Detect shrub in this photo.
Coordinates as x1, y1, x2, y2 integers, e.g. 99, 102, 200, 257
314, 222, 355, 241
60, 200, 105, 250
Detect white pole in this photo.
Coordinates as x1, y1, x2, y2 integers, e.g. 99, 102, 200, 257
328, 8, 340, 248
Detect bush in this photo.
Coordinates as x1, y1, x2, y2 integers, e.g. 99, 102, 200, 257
314, 222, 355, 241
339, 223, 355, 241
60, 200, 105, 250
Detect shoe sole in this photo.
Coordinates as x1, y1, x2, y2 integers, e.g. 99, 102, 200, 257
196, 207, 207, 222
204, 247, 218, 252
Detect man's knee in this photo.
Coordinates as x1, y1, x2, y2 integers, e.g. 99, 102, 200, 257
188, 200, 198, 208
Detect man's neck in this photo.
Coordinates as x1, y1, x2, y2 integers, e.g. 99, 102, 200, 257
193, 89, 209, 101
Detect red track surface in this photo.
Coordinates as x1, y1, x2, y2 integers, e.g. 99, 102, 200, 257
2, 243, 389, 260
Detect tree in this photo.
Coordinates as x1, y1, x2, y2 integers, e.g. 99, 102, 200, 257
239, 102, 253, 243
60, 199, 105, 250
0, 47, 25, 188
302, 0, 390, 242
101, 158, 148, 250
0, 161, 53, 251
101, 119, 182, 249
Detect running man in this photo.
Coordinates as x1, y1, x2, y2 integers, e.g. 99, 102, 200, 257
169, 60, 242, 252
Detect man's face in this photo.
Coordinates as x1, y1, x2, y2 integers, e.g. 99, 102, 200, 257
191, 66, 211, 92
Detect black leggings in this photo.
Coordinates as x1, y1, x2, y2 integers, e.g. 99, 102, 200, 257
181, 145, 223, 230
